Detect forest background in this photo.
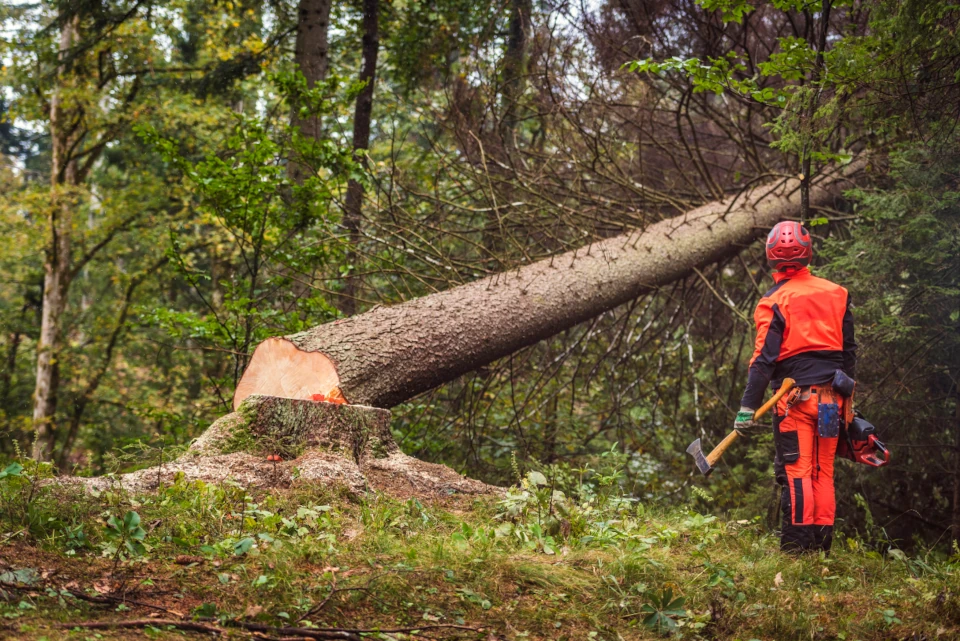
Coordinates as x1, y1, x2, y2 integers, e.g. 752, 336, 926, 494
0, 0, 957, 548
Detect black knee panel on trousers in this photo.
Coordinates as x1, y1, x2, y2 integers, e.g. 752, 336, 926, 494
779, 485, 816, 552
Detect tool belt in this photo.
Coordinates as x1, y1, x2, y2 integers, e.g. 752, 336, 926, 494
784, 383, 842, 438
785, 370, 890, 468
793, 384, 839, 403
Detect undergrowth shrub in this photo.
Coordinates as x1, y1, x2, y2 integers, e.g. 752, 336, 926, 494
3, 452, 960, 639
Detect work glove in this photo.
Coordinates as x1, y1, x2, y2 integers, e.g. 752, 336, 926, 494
733, 407, 758, 438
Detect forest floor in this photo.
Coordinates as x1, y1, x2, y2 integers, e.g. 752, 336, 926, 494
1, 469, 959, 641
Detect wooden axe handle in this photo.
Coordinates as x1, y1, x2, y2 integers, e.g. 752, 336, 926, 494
705, 378, 796, 467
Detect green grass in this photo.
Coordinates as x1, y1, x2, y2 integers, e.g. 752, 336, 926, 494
1, 463, 959, 640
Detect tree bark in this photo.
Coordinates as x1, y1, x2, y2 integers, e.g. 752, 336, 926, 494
235, 159, 866, 411
340, 0, 381, 317
799, 0, 833, 222
294, 0, 332, 102
952, 384, 960, 544
33, 16, 81, 460
500, 0, 532, 149
288, 0, 333, 184
1, 331, 22, 414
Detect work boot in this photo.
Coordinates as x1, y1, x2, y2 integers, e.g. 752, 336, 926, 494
813, 525, 833, 555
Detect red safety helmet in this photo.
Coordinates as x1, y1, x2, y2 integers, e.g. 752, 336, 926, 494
766, 221, 812, 272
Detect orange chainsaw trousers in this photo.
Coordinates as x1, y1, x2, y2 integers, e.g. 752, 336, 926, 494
773, 385, 842, 553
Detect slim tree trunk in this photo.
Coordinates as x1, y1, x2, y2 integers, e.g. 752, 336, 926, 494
952, 384, 960, 544
799, 0, 833, 222
235, 159, 865, 410
288, 0, 333, 184
340, 0, 380, 316
33, 17, 80, 460
0, 304, 27, 419
1, 331, 22, 412
294, 0, 332, 102
500, 0, 532, 149
483, 0, 532, 262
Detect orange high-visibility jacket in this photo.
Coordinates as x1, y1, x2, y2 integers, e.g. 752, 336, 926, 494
740, 267, 857, 409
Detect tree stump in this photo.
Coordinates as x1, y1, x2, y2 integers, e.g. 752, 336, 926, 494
79, 396, 499, 499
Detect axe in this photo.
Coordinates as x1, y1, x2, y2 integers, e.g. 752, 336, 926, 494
686, 378, 796, 476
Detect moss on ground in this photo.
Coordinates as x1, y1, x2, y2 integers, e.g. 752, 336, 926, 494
1, 470, 959, 640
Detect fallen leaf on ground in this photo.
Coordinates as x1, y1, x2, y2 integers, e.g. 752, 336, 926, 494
93, 578, 114, 595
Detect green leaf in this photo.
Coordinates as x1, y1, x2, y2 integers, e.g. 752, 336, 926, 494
697, 0, 755, 23
0, 569, 38, 586
106, 515, 123, 532
526, 471, 548, 486
234, 537, 255, 556
124, 540, 146, 556
0, 463, 23, 479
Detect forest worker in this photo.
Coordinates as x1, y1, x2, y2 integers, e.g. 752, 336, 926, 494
734, 222, 857, 554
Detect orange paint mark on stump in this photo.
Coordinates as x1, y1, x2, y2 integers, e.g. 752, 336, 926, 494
327, 387, 347, 405
310, 386, 347, 404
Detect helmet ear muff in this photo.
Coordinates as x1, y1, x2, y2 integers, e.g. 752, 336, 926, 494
766, 222, 812, 271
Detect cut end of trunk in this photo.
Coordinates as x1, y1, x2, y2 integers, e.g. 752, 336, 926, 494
234, 337, 341, 410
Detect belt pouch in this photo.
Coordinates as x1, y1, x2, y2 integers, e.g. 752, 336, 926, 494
832, 369, 855, 397
818, 391, 840, 438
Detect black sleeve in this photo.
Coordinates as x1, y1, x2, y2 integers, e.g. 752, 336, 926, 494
842, 295, 857, 380
740, 303, 785, 409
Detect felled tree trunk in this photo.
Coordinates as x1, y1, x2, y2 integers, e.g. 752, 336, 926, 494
236, 160, 865, 410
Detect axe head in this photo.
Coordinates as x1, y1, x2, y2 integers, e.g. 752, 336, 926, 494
686, 438, 713, 476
